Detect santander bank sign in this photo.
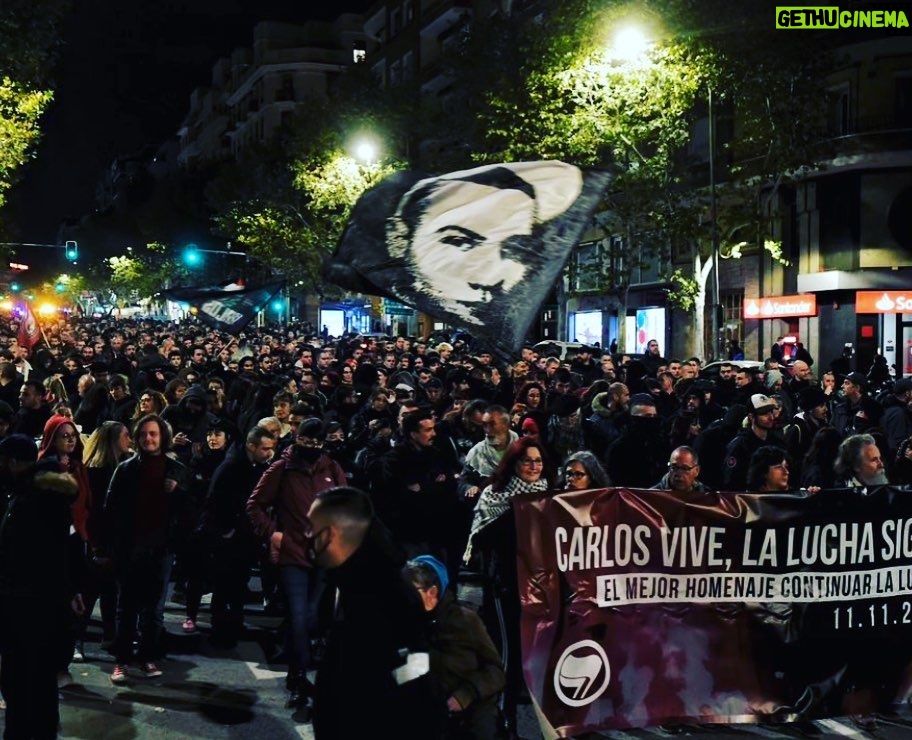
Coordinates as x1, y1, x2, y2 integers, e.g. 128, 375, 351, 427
856, 291, 912, 314
743, 294, 817, 319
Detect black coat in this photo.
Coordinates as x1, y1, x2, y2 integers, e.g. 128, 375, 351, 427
0, 465, 78, 613
313, 523, 439, 740
102, 453, 190, 563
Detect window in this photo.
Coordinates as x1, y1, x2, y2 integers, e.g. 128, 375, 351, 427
827, 82, 851, 136
571, 241, 601, 293
391, 8, 401, 37
722, 290, 744, 344
402, 51, 414, 81
896, 75, 912, 128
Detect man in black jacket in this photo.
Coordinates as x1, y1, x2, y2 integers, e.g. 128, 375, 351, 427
307, 486, 439, 740
200, 424, 277, 646
722, 394, 787, 490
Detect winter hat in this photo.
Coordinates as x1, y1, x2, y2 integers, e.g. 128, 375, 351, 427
0, 434, 38, 463
764, 370, 783, 390
412, 554, 449, 594
521, 417, 540, 435
296, 417, 324, 440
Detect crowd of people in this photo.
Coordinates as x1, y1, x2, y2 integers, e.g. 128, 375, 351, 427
0, 313, 910, 738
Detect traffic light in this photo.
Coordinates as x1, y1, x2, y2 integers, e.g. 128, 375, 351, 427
55, 282, 66, 293
65, 240, 78, 262
10, 282, 20, 292
183, 244, 201, 267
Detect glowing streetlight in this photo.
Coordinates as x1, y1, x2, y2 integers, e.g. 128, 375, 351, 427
610, 25, 652, 63
354, 139, 377, 164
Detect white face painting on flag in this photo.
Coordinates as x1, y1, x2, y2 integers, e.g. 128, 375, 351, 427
388, 162, 583, 325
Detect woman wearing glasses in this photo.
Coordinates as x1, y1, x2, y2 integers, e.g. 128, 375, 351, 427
464, 437, 554, 739
561, 450, 611, 491
130, 390, 167, 432
37, 415, 93, 684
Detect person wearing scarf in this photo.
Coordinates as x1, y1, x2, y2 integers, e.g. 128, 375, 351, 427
463, 437, 552, 740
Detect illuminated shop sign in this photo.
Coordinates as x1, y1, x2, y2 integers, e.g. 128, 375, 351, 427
742, 294, 817, 319
856, 291, 912, 314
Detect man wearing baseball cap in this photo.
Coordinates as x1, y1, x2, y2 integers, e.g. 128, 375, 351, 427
722, 393, 787, 491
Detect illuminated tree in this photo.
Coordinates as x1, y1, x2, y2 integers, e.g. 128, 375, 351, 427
457, 0, 832, 358
209, 92, 403, 294
0, 0, 66, 220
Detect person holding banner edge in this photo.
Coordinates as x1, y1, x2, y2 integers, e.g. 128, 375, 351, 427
464, 437, 554, 739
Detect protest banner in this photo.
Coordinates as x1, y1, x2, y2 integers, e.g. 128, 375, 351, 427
514, 486, 912, 736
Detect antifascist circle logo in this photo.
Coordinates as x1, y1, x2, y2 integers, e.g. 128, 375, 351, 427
553, 640, 611, 707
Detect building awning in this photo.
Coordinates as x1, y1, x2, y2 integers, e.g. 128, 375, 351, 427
797, 269, 910, 293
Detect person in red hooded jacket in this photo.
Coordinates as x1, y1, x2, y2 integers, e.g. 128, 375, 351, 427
37, 414, 93, 682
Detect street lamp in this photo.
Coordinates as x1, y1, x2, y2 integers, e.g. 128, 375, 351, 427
611, 26, 651, 63
708, 88, 723, 361
354, 139, 377, 164
607, 23, 722, 360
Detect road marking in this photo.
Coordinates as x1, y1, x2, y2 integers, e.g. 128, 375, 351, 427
815, 718, 866, 737
244, 661, 287, 681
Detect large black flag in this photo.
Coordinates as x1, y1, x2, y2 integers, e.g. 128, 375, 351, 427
324, 161, 611, 354
162, 281, 284, 334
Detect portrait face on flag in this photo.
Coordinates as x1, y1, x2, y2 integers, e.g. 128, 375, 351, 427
325, 161, 611, 356
386, 162, 582, 325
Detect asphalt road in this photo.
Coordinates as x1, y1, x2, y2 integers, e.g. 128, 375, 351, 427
49, 583, 912, 740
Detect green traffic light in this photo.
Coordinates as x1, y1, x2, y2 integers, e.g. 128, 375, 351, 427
184, 244, 201, 266
10, 282, 20, 292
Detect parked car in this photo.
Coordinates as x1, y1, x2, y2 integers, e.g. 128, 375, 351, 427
532, 341, 593, 362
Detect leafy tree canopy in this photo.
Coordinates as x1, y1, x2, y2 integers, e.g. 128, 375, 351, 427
0, 0, 68, 218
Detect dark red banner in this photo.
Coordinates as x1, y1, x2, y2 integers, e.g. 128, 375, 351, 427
514, 487, 912, 735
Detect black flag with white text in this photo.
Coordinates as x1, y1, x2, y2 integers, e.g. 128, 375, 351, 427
162, 281, 284, 334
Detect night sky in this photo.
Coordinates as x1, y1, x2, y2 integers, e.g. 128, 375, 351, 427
8, 0, 375, 251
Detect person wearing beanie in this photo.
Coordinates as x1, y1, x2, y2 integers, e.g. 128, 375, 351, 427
783, 387, 830, 481
403, 555, 505, 739
582, 383, 629, 459
604, 393, 669, 488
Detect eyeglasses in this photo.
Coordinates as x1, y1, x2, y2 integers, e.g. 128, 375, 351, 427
668, 463, 697, 472
564, 470, 587, 480
519, 458, 544, 467
58, 433, 78, 441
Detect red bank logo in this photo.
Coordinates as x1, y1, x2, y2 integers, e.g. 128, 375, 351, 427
856, 291, 912, 314
553, 640, 611, 707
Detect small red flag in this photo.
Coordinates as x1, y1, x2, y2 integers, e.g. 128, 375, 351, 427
17, 302, 41, 356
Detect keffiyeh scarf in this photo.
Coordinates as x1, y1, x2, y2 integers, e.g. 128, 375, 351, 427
463, 475, 549, 562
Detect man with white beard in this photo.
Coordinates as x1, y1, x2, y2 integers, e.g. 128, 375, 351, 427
834, 433, 890, 486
